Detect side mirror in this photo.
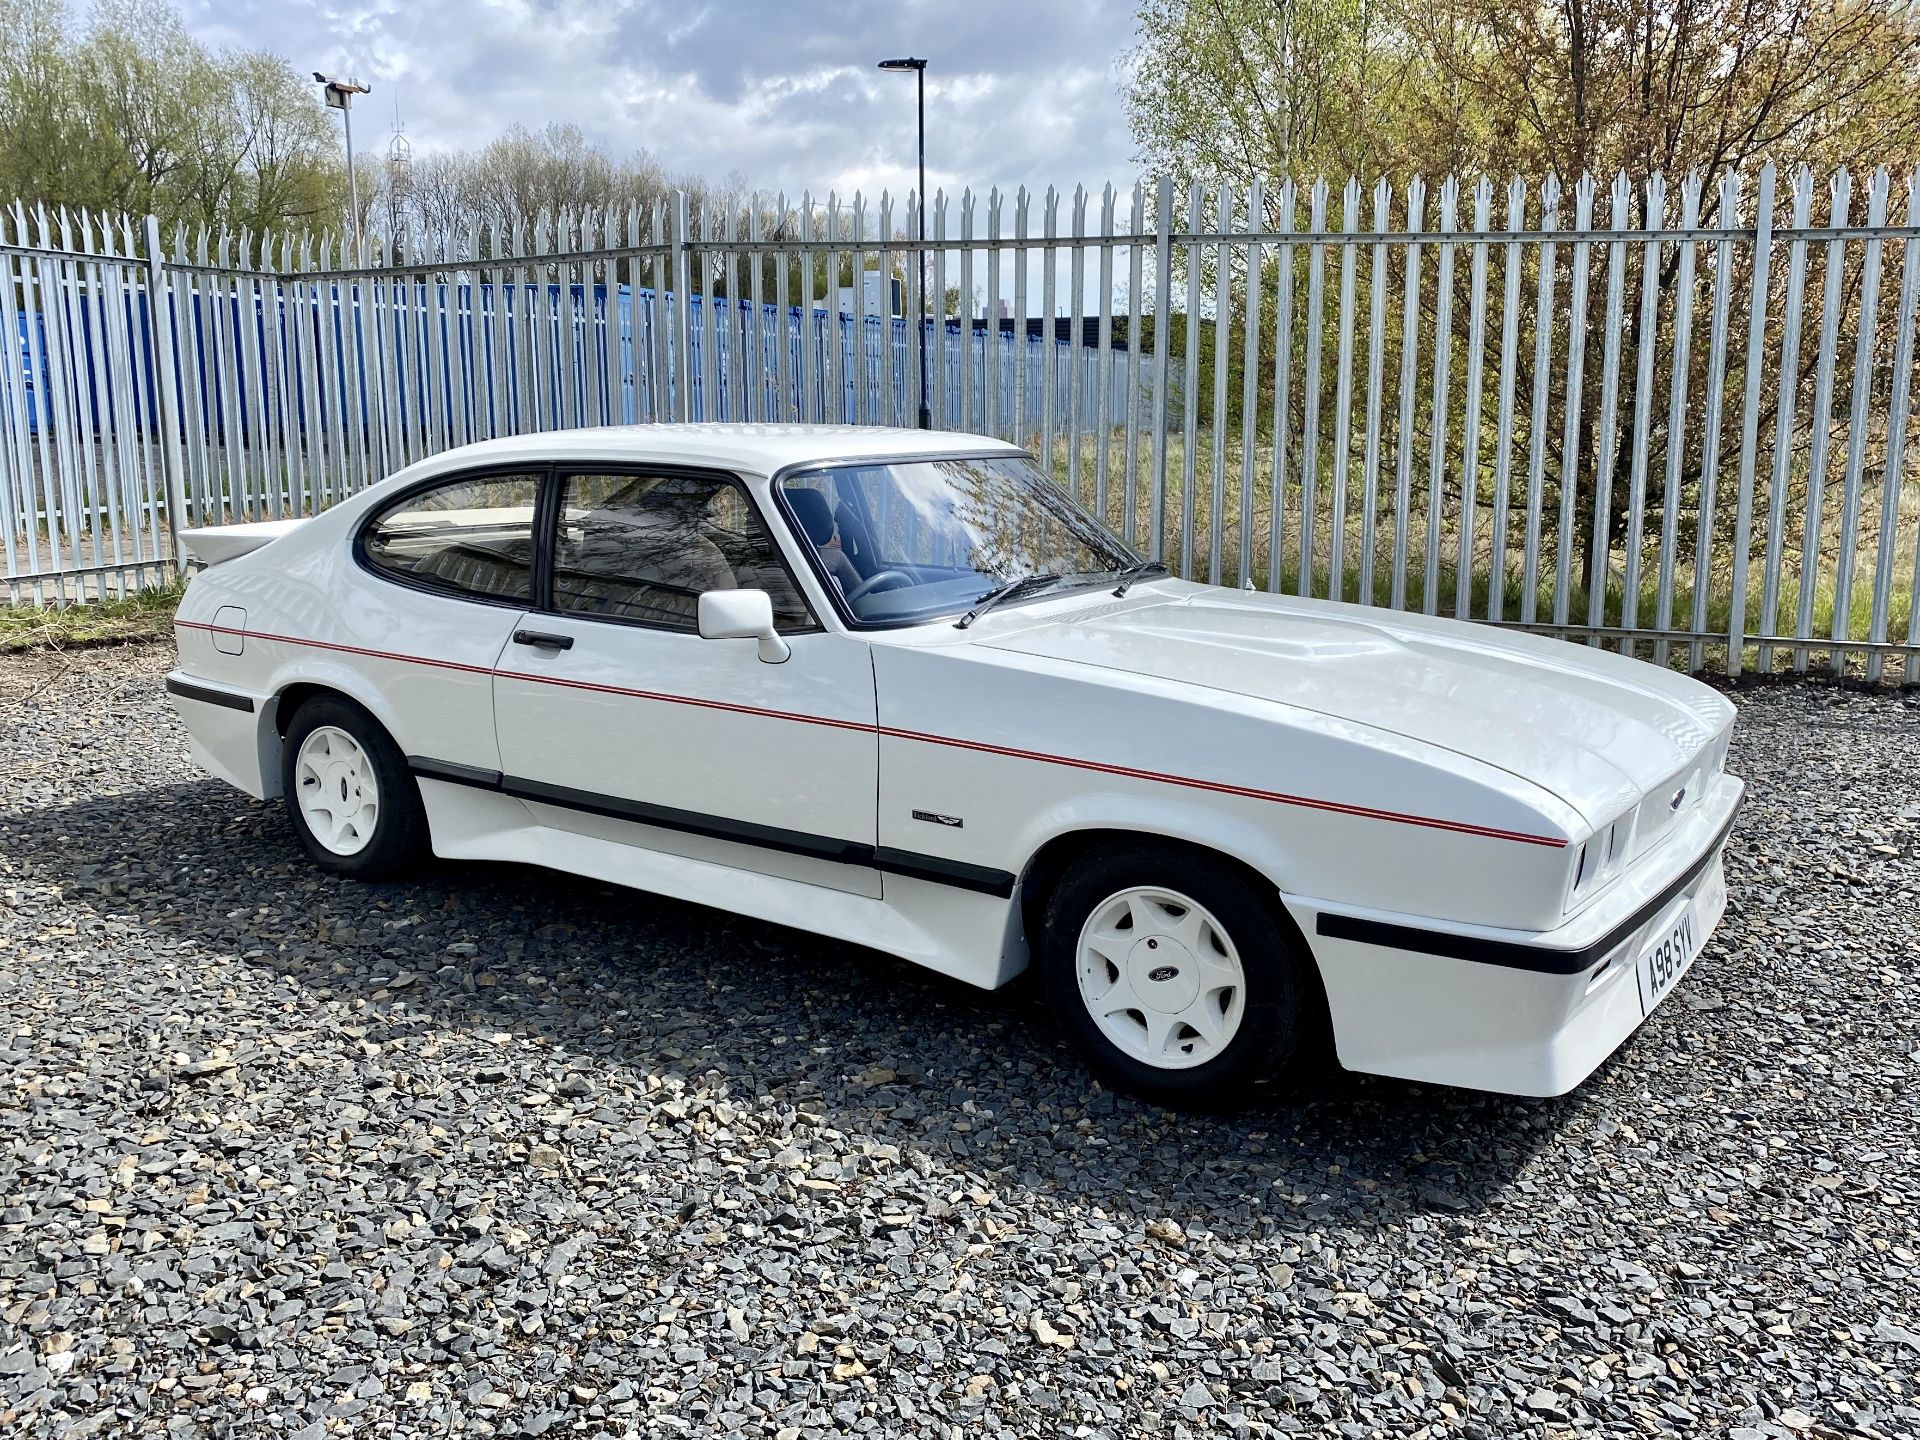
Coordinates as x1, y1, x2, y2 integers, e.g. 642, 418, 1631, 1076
697, 589, 790, 664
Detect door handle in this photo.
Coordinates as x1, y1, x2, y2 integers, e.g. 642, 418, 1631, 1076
512, 629, 574, 651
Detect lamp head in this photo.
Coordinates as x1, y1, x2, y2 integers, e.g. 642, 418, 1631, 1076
876, 57, 926, 73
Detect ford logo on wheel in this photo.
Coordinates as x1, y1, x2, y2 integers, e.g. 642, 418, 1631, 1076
1148, 965, 1179, 982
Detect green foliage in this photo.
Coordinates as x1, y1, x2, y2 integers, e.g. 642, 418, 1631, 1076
1124, 0, 1920, 196
1126, 0, 1440, 189
1123, 0, 1920, 598
0, 0, 343, 234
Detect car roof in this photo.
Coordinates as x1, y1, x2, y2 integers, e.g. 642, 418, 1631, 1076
402, 424, 1026, 479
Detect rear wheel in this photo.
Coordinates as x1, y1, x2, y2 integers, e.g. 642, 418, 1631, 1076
281, 695, 427, 880
1038, 841, 1317, 1106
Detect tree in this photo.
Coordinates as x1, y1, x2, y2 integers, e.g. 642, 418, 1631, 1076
1408, 0, 1920, 203
75, 0, 212, 219
402, 124, 706, 235
1400, 0, 1920, 591
1124, 0, 1920, 195
0, 0, 344, 235
1123, 0, 1920, 603
216, 52, 340, 235
385, 122, 737, 266
0, 0, 758, 249
1124, 0, 1448, 208
0, 0, 102, 210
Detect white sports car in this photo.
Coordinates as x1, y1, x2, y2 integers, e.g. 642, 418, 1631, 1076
167, 424, 1741, 1105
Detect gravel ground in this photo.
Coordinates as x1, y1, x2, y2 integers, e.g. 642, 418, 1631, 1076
2, 645, 1918, 1440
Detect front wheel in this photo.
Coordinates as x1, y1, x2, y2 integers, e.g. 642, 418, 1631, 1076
281, 695, 428, 880
1037, 841, 1319, 1107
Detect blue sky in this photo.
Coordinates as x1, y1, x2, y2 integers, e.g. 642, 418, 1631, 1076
183, 0, 1145, 202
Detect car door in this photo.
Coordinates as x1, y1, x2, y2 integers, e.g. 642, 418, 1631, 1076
352, 467, 544, 773
490, 466, 882, 897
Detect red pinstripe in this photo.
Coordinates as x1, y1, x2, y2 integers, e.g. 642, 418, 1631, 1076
176, 620, 494, 677
175, 619, 1568, 849
491, 667, 877, 733
875, 725, 1568, 848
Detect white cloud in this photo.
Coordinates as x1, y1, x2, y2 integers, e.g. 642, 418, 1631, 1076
180, 0, 1144, 201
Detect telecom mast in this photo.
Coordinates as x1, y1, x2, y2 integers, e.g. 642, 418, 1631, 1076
386, 100, 412, 260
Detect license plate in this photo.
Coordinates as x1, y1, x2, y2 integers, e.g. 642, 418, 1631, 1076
1635, 863, 1723, 1015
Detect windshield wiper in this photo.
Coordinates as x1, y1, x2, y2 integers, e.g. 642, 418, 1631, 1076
1111, 558, 1167, 597
954, 572, 1061, 629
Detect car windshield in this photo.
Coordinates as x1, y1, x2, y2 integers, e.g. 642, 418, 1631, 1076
777, 454, 1140, 625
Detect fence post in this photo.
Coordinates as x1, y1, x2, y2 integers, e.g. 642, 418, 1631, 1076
672, 192, 692, 422
1867, 175, 1919, 684
1149, 177, 1172, 564
1728, 162, 1776, 678
142, 214, 191, 573
1828, 167, 1889, 674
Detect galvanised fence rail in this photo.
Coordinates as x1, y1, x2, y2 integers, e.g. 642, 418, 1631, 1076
2, 166, 1918, 683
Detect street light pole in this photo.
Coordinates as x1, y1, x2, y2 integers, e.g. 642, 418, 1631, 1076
343, 100, 358, 222
314, 73, 372, 237
878, 57, 931, 430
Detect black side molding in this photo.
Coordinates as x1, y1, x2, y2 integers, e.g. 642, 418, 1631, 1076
407, 756, 503, 789
406, 757, 1017, 898
1316, 799, 1743, 976
502, 774, 873, 866
165, 676, 255, 713
874, 847, 1017, 897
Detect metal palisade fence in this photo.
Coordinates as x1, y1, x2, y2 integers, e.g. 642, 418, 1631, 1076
2, 166, 1917, 683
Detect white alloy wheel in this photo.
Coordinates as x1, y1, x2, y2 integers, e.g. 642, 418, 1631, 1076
294, 725, 382, 857
1074, 886, 1248, 1070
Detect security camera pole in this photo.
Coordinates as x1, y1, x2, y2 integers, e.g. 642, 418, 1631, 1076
876, 56, 930, 429
314, 73, 373, 237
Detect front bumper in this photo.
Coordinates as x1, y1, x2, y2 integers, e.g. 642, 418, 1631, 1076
1289, 775, 1744, 1097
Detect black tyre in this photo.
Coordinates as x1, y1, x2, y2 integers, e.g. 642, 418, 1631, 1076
280, 694, 429, 880
1037, 840, 1319, 1107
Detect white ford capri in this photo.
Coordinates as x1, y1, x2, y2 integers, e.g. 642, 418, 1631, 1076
167, 424, 1741, 1105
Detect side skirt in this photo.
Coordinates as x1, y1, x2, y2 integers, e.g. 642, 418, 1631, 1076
412, 776, 1026, 990
407, 756, 1017, 898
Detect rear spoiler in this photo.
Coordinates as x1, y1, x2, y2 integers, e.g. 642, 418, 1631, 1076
180, 518, 308, 567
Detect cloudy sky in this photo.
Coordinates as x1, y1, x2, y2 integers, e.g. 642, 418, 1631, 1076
182, 0, 1146, 202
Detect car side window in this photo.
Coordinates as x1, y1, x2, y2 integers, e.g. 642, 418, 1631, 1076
361, 473, 541, 603
552, 471, 813, 632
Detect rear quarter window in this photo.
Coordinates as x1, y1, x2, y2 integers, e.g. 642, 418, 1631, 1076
360, 473, 542, 603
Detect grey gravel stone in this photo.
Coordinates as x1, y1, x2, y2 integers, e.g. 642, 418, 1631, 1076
0, 647, 1916, 1439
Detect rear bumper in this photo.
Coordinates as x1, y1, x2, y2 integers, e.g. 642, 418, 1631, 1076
166, 670, 277, 800
1289, 776, 1743, 1097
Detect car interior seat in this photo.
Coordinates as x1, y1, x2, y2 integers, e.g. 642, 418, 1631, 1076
411, 539, 534, 600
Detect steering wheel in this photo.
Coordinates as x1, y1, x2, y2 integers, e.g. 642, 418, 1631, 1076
844, 569, 914, 604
